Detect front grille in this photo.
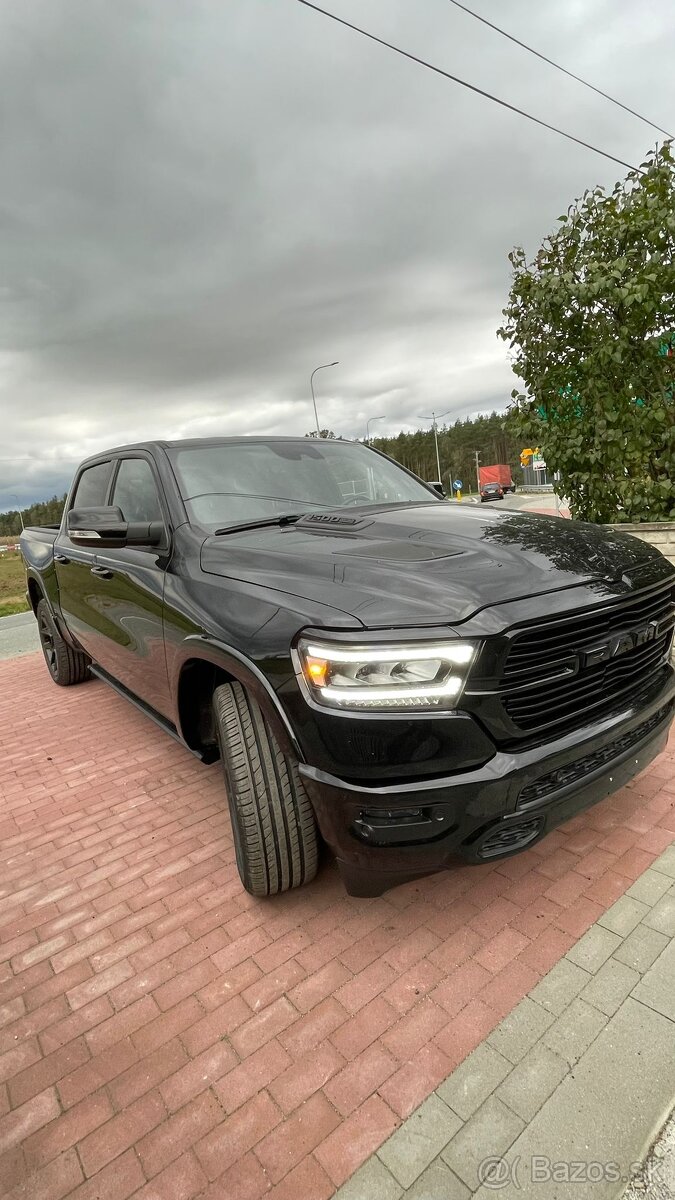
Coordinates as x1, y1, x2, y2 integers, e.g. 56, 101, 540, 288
518, 703, 673, 808
503, 584, 675, 682
501, 583, 675, 735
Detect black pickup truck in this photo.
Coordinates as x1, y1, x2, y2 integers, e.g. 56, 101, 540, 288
21, 437, 675, 897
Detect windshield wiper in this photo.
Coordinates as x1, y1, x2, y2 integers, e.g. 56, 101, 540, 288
213, 513, 305, 536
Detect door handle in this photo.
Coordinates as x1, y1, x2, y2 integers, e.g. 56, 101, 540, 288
54, 553, 70, 564
90, 565, 114, 580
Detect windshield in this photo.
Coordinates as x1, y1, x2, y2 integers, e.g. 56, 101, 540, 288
168, 439, 438, 532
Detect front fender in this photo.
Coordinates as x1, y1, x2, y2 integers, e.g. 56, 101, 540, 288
172, 634, 304, 762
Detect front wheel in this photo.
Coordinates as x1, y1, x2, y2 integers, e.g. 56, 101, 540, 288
213, 682, 319, 896
36, 599, 90, 687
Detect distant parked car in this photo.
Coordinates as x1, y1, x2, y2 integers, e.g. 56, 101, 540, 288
480, 482, 504, 502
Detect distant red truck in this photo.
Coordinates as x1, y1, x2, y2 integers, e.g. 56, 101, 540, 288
479, 463, 515, 493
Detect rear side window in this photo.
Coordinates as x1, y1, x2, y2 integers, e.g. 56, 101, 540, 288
112, 458, 163, 523
71, 462, 112, 509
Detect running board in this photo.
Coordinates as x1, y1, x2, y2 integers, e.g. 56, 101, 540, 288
88, 666, 218, 764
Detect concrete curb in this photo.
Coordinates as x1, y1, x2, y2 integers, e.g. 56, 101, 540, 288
336, 844, 675, 1200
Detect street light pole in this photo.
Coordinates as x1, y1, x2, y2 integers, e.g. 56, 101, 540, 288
474, 450, 481, 494
310, 361, 339, 436
419, 410, 451, 483
365, 415, 385, 444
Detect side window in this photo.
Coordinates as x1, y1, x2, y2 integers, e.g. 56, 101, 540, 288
70, 462, 112, 509
112, 458, 163, 524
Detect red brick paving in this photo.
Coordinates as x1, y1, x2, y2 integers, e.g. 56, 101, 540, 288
529, 505, 571, 518
0, 653, 673, 1199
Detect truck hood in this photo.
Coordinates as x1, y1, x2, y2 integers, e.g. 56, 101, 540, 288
200, 503, 672, 628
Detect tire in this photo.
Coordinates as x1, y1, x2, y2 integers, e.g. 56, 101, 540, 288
213, 681, 319, 896
36, 598, 91, 687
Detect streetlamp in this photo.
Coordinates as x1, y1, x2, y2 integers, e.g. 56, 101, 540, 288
310, 361, 339, 436
365, 415, 385, 444
8, 494, 24, 532
418, 410, 452, 485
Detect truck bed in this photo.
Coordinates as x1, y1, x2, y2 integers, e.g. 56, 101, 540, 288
20, 526, 59, 575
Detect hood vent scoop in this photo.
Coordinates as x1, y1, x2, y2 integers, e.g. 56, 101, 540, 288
336, 541, 463, 562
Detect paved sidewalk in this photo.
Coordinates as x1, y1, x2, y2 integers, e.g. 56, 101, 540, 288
339, 844, 675, 1199
0, 653, 673, 1199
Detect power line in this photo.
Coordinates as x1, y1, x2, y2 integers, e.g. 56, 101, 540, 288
447, 0, 674, 141
294, 0, 639, 173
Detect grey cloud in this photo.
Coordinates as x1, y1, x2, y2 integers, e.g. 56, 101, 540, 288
1, 0, 673, 508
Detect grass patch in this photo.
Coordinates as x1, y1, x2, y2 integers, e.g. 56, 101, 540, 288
0, 551, 30, 616
0, 601, 28, 617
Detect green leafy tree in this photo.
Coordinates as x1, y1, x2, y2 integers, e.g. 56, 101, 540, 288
372, 412, 522, 492
498, 143, 675, 523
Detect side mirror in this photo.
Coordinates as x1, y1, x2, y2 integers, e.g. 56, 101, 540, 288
427, 481, 446, 498
67, 507, 164, 549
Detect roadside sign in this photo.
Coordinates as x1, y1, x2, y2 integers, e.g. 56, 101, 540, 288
532, 454, 546, 470
453, 479, 462, 490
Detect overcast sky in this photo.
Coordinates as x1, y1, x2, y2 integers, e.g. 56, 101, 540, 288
1, 0, 672, 508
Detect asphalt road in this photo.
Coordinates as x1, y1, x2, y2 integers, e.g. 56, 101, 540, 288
0, 610, 40, 661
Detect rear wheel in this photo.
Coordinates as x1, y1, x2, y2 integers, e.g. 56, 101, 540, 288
213, 681, 319, 896
36, 598, 90, 686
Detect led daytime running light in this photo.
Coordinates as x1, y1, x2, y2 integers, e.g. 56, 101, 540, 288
304, 642, 474, 665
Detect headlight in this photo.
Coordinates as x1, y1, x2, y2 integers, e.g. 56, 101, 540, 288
295, 638, 477, 711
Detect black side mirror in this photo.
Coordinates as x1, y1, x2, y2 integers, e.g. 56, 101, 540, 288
67, 507, 164, 549
427, 481, 446, 498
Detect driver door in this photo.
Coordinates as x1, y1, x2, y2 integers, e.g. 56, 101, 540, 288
84, 454, 172, 718
55, 459, 115, 658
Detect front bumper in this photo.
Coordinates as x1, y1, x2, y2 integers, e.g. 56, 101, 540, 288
299, 670, 675, 896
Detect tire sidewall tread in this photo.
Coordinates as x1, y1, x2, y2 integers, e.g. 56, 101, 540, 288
36, 599, 90, 687
213, 681, 319, 896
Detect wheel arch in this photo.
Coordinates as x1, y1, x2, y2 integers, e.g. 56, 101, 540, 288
28, 572, 77, 646
174, 637, 303, 764
27, 574, 43, 614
